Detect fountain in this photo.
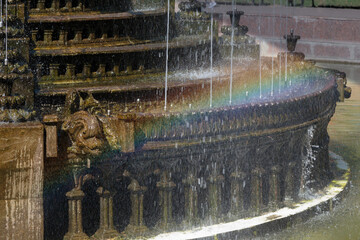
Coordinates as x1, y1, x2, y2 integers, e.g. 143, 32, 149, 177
0, 1, 352, 240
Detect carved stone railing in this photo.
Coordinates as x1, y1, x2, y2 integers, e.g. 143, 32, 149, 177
31, 19, 165, 47
28, 0, 109, 13
36, 42, 211, 87
28, 0, 166, 14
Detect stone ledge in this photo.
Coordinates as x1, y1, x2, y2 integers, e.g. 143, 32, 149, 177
147, 152, 350, 240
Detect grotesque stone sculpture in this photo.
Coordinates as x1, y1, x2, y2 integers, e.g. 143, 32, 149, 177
62, 110, 106, 160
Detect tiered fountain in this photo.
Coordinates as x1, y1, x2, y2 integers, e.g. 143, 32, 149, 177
0, 0, 351, 240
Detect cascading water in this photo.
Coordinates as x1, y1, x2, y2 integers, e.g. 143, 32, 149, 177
164, 0, 170, 111
271, 0, 275, 96
258, 13, 262, 98
229, 0, 235, 105
209, 1, 216, 108
300, 125, 317, 198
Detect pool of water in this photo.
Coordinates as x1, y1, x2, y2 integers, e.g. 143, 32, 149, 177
258, 62, 360, 240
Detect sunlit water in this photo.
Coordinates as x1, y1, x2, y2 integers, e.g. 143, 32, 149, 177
257, 62, 360, 240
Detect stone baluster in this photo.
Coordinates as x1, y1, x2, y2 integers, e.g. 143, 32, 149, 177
113, 24, 120, 40
31, 30, 38, 43
65, 64, 76, 78
229, 169, 246, 217
36, 64, 43, 80
207, 173, 224, 222
285, 161, 297, 202
63, 188, 89, 240
51, 0, 60, 10
92, 187, 120, 239
156, 171, 176, 231
101, 29, 108, 40
113, 65, 120, 75
125, 179, 148, 236
250, 167, 265, 215
269, 165, 282, 209
182, 171, 199, 225
74, 29, 83, 43
96, 64, 106, 76
74, 0, 83, 10
59, 30, 68, 45
64, 0, 72, 10
44, 30, 53, 44
49, 64, 60, 77
37, 0, 46, 10
88, 30, 95, 41
83, 64, 91, 77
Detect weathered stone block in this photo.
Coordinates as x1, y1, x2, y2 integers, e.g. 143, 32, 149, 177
0, 122, 44, 240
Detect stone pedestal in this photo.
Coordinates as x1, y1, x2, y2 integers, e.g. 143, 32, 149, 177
125, 179, 148, 236
250, 167, 265, 215
285, 161, 298, 202
182, 172, 199, 225
64, 188, 89, 240
230, 170, 246, 217
91, 188, 120, 239
156, 171, 176, 231
208, 174, 224, 222
269, 165, 282, 209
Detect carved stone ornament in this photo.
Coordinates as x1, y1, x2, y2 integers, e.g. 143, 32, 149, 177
62, 110, 106, 160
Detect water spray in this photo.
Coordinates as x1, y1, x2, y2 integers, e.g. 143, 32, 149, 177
5, 0, 8, 66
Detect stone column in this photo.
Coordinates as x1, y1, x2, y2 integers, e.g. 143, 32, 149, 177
92, 187, 120, 239
229, 170, 246, 217
64, 0, 72, 10
64, 188, 89, 240
36, 64, 43, 80
88, 31, 95, 41
37, 0, 46, 10
83, 64, 91, 77
51, 0, 60, 10
43, 114, 59, 158
182, 172, 199, 225
65, 64, 76, 78
31, 30, 38, 43
156, 171, 176, 231
250, 167, 265, 215
285, 161, 297, 201
49, 64, 60, 77
208, 173, 224, 222
269, 165, 282, 209
74, 30, 83, 43
59, 30, 68, 45
125, 179, 148, 235
113, 65, 120, 75
96, 64, 106, 76
44, 30, 53, 44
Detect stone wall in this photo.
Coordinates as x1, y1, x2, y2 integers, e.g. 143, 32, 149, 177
212, 5, 360, 63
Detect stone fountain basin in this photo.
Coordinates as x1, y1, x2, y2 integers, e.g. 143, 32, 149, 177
94, 65, 338, 153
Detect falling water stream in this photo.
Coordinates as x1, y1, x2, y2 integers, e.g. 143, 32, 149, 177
5, 0, 8, 65
164, 0, 170, 111
209, 2, 216, 108
0, 0, 3, 28
258, 11, 262, 98
259, 63, 360, 240
271, 0, 275, 96
278, 0, 282, 94
229, 0, 235, 105
284, 1, 288, 85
